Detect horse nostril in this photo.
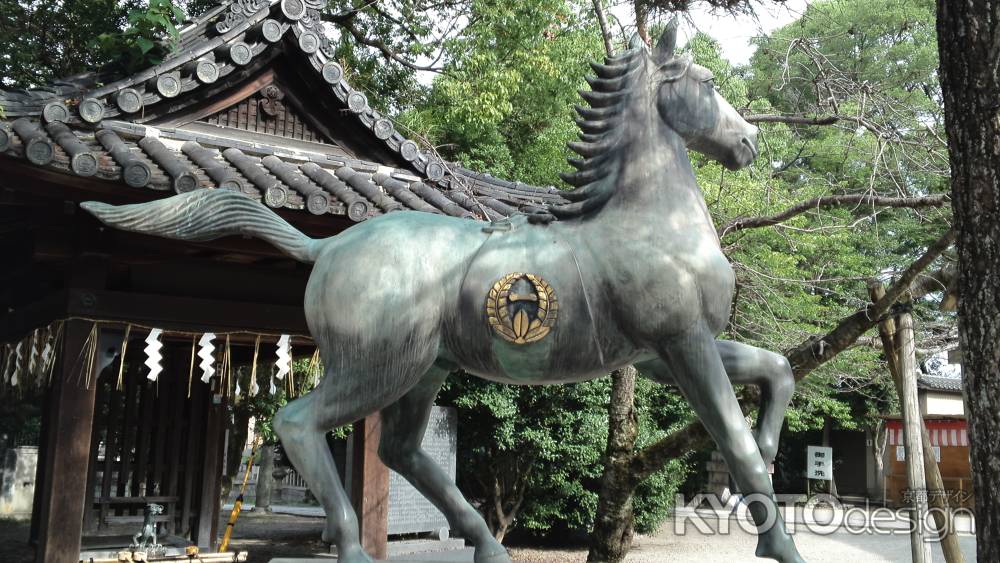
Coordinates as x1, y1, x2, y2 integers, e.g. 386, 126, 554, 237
741, 136, 758, 159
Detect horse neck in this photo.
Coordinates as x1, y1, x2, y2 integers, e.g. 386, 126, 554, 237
597, 102, 716, 236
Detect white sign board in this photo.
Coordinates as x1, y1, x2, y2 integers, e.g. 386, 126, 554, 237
807, 445, 833, 480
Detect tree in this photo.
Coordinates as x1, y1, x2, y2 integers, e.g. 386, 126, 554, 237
935, 1, 1000, 559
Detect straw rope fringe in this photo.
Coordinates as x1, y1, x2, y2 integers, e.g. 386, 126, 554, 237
188, 335, 196, 399
2, 318, 319, 398
116, 324, 132, 391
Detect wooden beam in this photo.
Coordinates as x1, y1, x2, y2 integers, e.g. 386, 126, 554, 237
0, 290, 67, 342
151, 66, 277, 128
35, 320, 101, 563
350, 414, 389, 560
66, 289, 309, 335
2, 268, 313, 344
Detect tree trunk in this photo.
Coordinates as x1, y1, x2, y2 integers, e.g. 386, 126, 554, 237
588, 366, 639, 563
937, 3, 1000, 560
591, 0, 614, 57
481, 453, 534, 543
253, 444, 275, 512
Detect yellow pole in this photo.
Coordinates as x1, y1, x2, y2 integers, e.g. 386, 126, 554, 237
219, 437, 261, 552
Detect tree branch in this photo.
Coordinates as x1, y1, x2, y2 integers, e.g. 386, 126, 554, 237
745, 114, 840, 126
324, 13, 448, 74
744, 113, 915, 143
718, 193, 950, 237
630, 227, 957, 480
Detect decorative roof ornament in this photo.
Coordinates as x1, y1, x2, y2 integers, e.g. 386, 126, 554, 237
215, 0, 272, 34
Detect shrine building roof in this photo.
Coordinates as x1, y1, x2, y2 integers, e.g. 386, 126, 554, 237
0, 0, 568, 224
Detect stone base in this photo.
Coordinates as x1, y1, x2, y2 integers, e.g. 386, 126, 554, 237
272, 546, 474, 562
387, 538, 467, 557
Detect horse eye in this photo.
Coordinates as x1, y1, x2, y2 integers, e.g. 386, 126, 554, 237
704, 79, 715, 90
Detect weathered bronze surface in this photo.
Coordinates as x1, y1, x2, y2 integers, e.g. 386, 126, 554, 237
82, 20, 803, 563
486, 272, 558, 344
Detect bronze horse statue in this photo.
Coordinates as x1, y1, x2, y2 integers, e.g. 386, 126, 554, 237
83, 23, 803, 563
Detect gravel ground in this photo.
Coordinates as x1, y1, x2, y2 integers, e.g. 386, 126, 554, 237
0, 511, 979, 563
232, 512, 978, 563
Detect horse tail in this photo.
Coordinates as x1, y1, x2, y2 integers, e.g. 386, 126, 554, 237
81, 189, 319, 263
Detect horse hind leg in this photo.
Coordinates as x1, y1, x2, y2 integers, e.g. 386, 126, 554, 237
378, 363, 510, 563
274, 389, 370, 562
654, 325, 804, 563
274, 358, 428, 563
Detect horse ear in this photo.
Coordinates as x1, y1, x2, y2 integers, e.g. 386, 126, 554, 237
655, 17, 680, 60
628, 33, 645, 50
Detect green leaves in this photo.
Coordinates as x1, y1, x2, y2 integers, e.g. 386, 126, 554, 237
438, 371, 690, 536
91, 0, 186, 74
398, 0, 603, 186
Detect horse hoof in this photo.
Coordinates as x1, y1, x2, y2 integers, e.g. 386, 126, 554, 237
474, 546, 512, 563
326, 539, 375, 563
333, 548, 375, 563
755, 540, 806, 563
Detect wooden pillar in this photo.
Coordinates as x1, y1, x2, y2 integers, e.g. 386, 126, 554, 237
868, 279, 944, 563
869, 283, 965, 563
28, 383, 54, 545
195, 386, 227, 549
35, 320, 100, 563
350, 414, 389, 559
897, 312, 932, 563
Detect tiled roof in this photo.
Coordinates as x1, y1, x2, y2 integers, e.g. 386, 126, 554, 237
0, 117, 566, 222
0, 0, 570, 223
917, 374, 963, 393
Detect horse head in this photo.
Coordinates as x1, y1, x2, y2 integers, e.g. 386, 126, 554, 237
554, 19, 758, 218
652, 20, 758, 171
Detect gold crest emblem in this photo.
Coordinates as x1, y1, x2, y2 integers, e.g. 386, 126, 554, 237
486, 272, 558, 344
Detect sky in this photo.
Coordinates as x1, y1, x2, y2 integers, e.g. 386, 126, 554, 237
688, 0, 812, 64
611, 0, 812, 65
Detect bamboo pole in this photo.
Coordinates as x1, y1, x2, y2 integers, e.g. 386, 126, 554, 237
219, 438, 261, 552
868, 282, 961, 562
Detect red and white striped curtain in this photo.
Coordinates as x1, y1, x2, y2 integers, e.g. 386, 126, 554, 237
886, 419, 968, 447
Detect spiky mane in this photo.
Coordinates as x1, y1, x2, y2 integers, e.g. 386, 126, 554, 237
550, 46, 647, 219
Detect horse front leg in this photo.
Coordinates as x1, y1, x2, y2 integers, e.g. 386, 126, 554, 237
652, 325, 804, 563
716, 340, 795, 467
636, 340, 794, 467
